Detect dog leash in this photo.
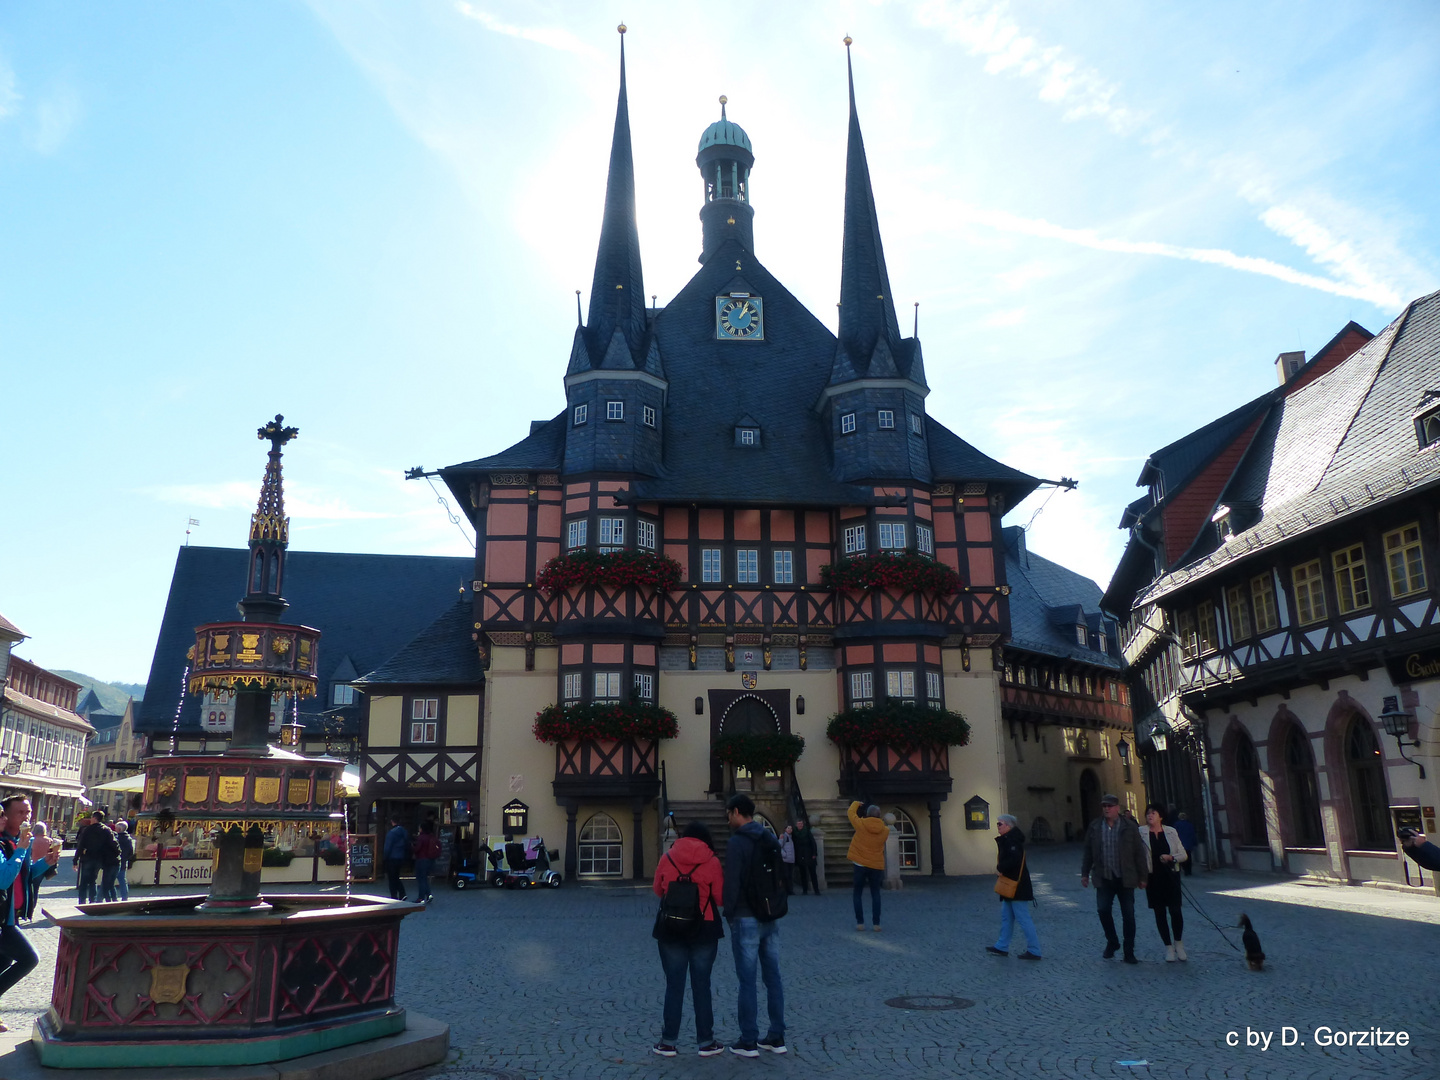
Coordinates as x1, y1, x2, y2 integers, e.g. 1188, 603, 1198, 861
1179, 877, 1242, 952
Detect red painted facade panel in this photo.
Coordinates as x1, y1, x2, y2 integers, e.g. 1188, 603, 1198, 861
1162, 414, 1264, 565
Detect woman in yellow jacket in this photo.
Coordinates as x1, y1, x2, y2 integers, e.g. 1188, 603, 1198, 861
847, 802, 888, 931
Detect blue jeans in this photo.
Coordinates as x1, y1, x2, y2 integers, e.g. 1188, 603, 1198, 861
852, 864, 883, 926
658, 937, 717, 1044
0, 924, 38, 1000
1094, 876, 1136, 954
729, 917, 784, 1044
995, 900, 1041, 955
77, 860, 100, 904
101, 865, 119, 902
116, 867, 130, 901
414, 858, 434, 901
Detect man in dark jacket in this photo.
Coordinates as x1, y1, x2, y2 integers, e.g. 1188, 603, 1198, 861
383, 815, 411, 901
791, 819, 819, 895
1080, 794, 1148, 963
73, 810, 120, 904
723, 794, 785, 1058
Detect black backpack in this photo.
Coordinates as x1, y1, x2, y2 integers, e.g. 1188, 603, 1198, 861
654, 853, 703, 940
743, 833, 789, 923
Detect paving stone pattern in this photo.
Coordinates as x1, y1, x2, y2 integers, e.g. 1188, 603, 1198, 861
9, 845, 1439, 1080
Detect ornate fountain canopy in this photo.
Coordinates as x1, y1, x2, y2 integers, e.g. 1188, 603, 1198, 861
187, 621, 321, 697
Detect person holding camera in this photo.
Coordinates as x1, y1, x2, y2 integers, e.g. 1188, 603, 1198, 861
0, 795, 60, 1028
1399, 828, 1440, 872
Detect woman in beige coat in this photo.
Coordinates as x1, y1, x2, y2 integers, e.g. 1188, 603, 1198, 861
1142, 804, 1189, 960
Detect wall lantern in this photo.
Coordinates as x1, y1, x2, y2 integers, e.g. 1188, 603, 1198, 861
279, 721, 304, 748
1117, 738, 1130, 764
1379, 696, 1426, 778
795, 695, 805, 715
964, 794, 990, 831
695, 697, 705, 716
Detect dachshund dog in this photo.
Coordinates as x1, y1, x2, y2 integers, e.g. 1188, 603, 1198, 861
1239, 913, 1265, 971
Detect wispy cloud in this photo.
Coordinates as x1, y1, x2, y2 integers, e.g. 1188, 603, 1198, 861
0, 56, 20, 120
452, 2, 599, 57
140, 481, 393, 521
910, 0, 1421, 309
31, 84, 80, 155
944, 198, 1395, 305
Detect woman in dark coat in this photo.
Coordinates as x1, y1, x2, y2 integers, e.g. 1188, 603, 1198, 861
986, 814, 1041, 959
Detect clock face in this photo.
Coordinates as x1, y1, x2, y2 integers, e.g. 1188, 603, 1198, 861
716, 295, 764, 340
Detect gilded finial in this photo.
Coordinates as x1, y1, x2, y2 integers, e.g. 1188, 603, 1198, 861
719, 94, 728, 121
844, 35, 853, 47
617, 23, 626, 34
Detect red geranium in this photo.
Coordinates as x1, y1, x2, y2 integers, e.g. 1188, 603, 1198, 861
819, 553, 962, 596
535, 550, 683, 594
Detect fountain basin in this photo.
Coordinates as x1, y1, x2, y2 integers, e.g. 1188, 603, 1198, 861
34, 894, 422, 1069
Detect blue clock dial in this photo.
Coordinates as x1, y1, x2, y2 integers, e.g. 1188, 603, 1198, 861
716, 295, 764, 340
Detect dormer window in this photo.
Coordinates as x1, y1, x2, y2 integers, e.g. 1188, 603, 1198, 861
841, 413, 857, 435
332, 684, 356, 706
1212, 504, 1234, 542
1414, 392, 1440, 448
606, 401, 624, 421
643, 405, 657, 427
573, 404, 588, 425
1075, 626, 1087, 646
910, 414, 923, 435
737, 427, 759, 447
878, 410, 895, 429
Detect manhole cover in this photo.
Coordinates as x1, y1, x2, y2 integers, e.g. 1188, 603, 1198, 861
884, 995, 974, 1011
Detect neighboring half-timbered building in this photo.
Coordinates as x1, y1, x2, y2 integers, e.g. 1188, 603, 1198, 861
422, 38, 1067, 880
999, 528, 1134, 843
1133, 289, 1440, 887
1102, 321, 1375, 860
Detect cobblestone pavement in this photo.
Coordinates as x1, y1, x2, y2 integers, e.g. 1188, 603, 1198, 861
8, 845, 1439, 1080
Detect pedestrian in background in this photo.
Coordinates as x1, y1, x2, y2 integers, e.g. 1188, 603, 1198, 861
792, 818, 819, 895
23, 822, 56, 920
112, 821, 134, 902
413, 820, 441, 904
847, 801, 887, 932
1142, 803, 1188, 961
1400, 829, 1440, 872
383, 815, 410, 901
1172, 812, 1198, 876
99, 816, 123, 902
71, 810, 98, 903
650, 821, 725, 1058
986, 814, 1040, 960
1079, 794, 1148, 964
778, 826, 796, 896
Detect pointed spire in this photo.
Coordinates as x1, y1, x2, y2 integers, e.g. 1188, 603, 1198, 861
584, 25, 647, 365
241, 415, 298, 621
836, 39, 904, 373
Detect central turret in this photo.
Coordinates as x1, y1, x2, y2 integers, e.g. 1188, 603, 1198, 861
697, 96, 755, 262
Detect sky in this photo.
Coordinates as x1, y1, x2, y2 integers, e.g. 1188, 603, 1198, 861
2, 1, 1437, 685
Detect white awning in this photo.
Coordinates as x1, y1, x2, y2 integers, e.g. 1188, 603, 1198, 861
91, 774, 145, 793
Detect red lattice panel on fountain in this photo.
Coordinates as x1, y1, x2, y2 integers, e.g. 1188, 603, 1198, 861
277, 926, 397, 1021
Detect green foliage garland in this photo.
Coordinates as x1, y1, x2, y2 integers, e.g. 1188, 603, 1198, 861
532, 700, 681, 744
535, 550, 683, 594
819, 553, 962, 596
825, 699, 971, 751
711, 731, 806, 773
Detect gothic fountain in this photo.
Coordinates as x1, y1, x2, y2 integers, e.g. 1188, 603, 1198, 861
32, 418, 442, 1072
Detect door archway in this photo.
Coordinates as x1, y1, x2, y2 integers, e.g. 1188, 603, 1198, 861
1079, 769, 1100, 829
1344, 716, 1391, 850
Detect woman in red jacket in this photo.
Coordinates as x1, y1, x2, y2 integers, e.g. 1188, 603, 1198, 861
651, 821, 726, 1058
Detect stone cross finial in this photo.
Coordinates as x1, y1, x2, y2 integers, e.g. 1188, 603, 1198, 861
257, 414, 299, 450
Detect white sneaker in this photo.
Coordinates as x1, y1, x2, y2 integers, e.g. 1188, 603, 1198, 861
1174, 940, 1187, 961
1165, 945, 1176, 962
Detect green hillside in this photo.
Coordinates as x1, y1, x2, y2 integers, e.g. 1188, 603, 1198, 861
51, 672, 143, 714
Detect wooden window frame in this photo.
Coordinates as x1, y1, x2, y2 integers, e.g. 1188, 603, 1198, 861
1331, 544, 1370, 614
1292, 560, 1327, 625
1251, 573, 1279, 632
1384, 523, 1426, 598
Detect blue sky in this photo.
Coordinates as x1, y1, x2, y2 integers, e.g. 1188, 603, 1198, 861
2, 1, 1437, 683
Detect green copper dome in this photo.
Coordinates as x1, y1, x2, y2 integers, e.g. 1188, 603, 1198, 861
698, 97, 751, 154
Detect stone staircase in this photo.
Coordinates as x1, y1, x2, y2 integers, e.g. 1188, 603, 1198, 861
665, 795, 861, 888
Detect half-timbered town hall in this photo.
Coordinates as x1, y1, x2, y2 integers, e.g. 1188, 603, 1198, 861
366, 35, 1067, 881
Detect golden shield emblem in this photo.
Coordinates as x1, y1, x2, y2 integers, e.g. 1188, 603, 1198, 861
740, 671, 758, 690
149, 965, 190, 1005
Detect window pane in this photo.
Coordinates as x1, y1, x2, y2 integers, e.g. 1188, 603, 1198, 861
737, 549, 758, 582
773, 549, 793, 583
878, 410, 894, 429
702, 548, 722, 582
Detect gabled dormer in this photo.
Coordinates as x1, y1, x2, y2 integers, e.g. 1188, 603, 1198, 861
1412, 389, 1440, 449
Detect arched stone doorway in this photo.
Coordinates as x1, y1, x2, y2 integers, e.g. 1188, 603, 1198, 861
1079, 768, 1100, 830
718, 694, 782, 795
1344, 716, 1391, 850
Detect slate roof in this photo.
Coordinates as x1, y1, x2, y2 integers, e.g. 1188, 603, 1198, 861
1142, 290, 1440, 603
1003, 527, 1121, 669
0, 612, 24, 642
357, 598, 487, 686
136, 547, 472, 734
446, 235, 1037, 507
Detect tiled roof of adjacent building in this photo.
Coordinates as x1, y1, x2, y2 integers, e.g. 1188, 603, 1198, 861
357, 598, 486, 686
1003, 527, 1121, 670
1141, 290, 1440, 603
0, 612, 24, 642
135, 547, 473, 734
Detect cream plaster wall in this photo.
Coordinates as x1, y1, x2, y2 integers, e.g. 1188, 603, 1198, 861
370, 697, 401, 748
941, 647, 1006, 875
447, 695, 480, 746
481, 646, 562, 844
